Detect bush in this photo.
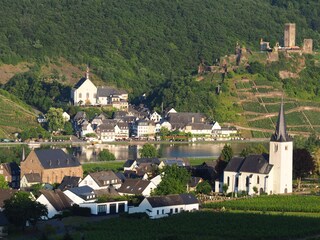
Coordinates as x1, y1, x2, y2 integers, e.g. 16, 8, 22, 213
98, 149, 116, 161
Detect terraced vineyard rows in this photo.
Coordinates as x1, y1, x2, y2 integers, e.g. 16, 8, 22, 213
232, 76, 320, 137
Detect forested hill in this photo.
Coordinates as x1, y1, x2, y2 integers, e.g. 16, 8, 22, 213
1, 0, 319, 93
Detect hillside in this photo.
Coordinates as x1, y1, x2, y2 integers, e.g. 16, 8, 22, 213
198, 50, 320, 138
1, 1, 320, 138
0, 89, 38, 138
0, 0, 320, 98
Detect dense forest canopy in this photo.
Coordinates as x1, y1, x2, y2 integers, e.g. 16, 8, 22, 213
1, 0, 320, 120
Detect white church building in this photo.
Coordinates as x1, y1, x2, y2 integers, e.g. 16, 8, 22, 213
71, 67, 128, 110
221, 101, 293, 195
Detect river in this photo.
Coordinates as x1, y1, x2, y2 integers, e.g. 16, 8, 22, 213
66, 141, 269, 162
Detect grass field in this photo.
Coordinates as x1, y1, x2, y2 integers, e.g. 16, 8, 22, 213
82, 161, 125, 174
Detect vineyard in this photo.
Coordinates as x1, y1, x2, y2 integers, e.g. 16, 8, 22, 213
204, 195, 320, 213
230, 73, 320, 138
66, 209, 320, 240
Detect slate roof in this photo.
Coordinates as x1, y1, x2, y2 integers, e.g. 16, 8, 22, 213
0, 211, 8, 226
58, 176, 81, 190
40, 189, 72, 211
97, 86, 127, 97
2, 162, 20, 175
167, 112, 206, 124
225, 154, 273, 174
162, 159, 186, 167
239, 154, 273, 174
0, 189, 17, 208
188, 177, 203, 188
117, 179, 151, 195
34, 149, 81, 169
224, 157, 245, 172
123, 160, 136, 168
89, 171, 121, 187
137, 158, 161, 165
99, 124, 115, 132
67, 186, 95, 200
271, 100, 292, 142
73, 77, 87, 89
94, 186, 120, 197
73, 111, 86, 121
146, 193, 198, 208
24, 173, 41, 183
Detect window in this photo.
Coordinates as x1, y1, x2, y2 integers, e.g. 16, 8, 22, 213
257, 176, 260, 184
86, 92, 89, 98
157, 210, 159, 215
235, 177, 239, 188
162, 209, 164, 214
175, 208, 178, 213
227, 177, 230, 186
274, 144, 278, 152
246, 177, 249, 187
79, 93, 82, 98
285, 145, 288, 150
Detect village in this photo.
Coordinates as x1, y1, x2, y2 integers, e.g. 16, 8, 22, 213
0, 22, 318, 239
0, 96, 293, 238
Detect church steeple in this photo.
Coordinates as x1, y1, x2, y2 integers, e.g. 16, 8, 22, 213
85, 65, 90, 80
271, 98, 291, 142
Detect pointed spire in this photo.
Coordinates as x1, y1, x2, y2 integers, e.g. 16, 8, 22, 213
271, 96, 291, 142
85, 65, 90, 80
22, 147, 25, 161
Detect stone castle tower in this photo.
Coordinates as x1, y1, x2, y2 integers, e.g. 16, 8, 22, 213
284, 23, 296, 48
269, 100, 293, 194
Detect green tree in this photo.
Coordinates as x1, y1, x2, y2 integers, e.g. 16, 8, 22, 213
219, 144, 233, 162
4, 192, 47, 230
63, 122, 74, 135
139, 143, 159, 158
240, 144, 268, 157
293, 148, 315, 189
46, 107, 64, 132
0, 175, 9, 189
196, 181, 212, 195
98, 149, 116, 161
154, 165, 190, 195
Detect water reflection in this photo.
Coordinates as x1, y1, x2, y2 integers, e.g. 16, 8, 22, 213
66, 142, 265, 162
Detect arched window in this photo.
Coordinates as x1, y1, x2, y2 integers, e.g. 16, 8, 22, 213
227, 177, 230, 186
79, 93, 82, 98
257, 176, 260, 184
86, 92, 89, 99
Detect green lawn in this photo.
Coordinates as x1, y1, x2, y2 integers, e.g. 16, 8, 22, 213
82, 161, 125, 174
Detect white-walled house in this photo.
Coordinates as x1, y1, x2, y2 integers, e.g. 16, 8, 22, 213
79, 200, 128, 215
36, 190, 72, 219
79, 171, 122, 190
64, 186, 97, 205
117, 179, 156, 197
221, 101, 292, 195
149, 111, 162, 123
129, 194, 199, 219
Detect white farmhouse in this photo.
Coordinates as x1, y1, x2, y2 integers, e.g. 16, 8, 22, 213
221, 101, 293, 195
128, 193, 199, 219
